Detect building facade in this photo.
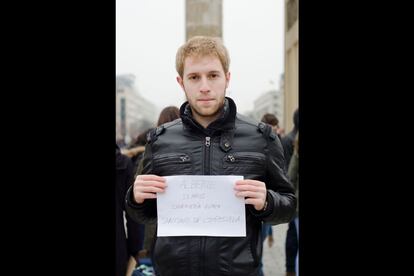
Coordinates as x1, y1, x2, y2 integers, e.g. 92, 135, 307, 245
252, 87, 284, 124
116, 74, 156, 145
284, 0, 299, 132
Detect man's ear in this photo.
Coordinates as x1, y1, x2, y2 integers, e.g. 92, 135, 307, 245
176, 76, 184, 90
225, 72, 231, 88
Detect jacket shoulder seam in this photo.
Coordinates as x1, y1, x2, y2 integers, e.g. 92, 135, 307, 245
160, 118, 182, 129
235, 114, 259, 128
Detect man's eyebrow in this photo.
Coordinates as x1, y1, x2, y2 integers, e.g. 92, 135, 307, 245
186, 70, 221, 77
186, 72, 198, 77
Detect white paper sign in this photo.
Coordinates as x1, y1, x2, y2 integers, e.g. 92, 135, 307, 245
157, 175, 246, 237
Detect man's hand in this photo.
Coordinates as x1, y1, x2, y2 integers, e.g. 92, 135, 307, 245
125, 256, 137, 276
234, 179, 267, 211
133, 174, 167, 204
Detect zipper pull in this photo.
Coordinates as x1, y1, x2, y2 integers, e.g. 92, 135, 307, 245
180, 155, 189, 162
205, 136, 211, 147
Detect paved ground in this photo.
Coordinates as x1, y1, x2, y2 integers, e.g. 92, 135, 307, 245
262, 223, 288, 276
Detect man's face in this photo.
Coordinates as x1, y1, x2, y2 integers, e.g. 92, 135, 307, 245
177, 55, 230, 123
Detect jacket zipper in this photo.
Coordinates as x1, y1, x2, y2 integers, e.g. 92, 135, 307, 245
223, 152, 265, 167
200, 237, 206, 276
154, 153, 190, 166
201, 136, 211, 275
204, 136, 211, 174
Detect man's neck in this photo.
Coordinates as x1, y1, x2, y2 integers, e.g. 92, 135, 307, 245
192, 112, 222, 129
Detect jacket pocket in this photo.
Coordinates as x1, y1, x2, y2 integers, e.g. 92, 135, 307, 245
222, 152, 265, 175
153, 152, 192, 175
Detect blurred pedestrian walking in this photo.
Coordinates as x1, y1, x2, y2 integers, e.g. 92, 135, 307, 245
281, 108, 299, 276
116, 144, 144, 276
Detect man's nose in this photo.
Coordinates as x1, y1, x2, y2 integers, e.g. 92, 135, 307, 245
199, 76, 210, 93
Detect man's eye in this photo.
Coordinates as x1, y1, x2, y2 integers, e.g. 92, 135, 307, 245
189, 75, 199, 80
209, 74, 218, 79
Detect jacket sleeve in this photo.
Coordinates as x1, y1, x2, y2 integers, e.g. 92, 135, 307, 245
249, 135, 297, 225
125, 143, 158, 224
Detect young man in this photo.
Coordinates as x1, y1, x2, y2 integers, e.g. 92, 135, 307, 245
126, 36, 296, 276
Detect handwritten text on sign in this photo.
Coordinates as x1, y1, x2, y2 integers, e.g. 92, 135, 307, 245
157, 175, 245, 237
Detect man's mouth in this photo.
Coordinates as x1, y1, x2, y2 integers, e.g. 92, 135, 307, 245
198, 98, 214, 102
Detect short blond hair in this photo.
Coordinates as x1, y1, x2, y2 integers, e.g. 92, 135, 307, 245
175, 36, 230, 78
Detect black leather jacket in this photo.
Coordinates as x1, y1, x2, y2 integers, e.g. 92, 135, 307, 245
126, 97, 296, 276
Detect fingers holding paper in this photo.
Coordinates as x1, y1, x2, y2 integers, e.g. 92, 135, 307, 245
133, 174, 167, 204
234, 179, 267, 211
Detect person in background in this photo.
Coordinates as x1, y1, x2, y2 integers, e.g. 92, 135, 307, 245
116, 144, 144, 276
123, 129, 151, 176
281, 109, 298, 172
123, 106, 180, 175
258, 113, 283, 276
287, 132, 299, 275
261, 113, 283, 139
281, 109, 299, 276
156, 105, 180, 126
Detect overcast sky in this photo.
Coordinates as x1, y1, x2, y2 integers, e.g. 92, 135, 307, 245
116, 0, 284, 114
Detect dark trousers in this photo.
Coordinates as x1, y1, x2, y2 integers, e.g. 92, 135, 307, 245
285, 219, 298, 272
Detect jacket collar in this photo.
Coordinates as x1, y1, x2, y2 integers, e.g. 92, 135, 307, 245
180, 97, 237, 135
